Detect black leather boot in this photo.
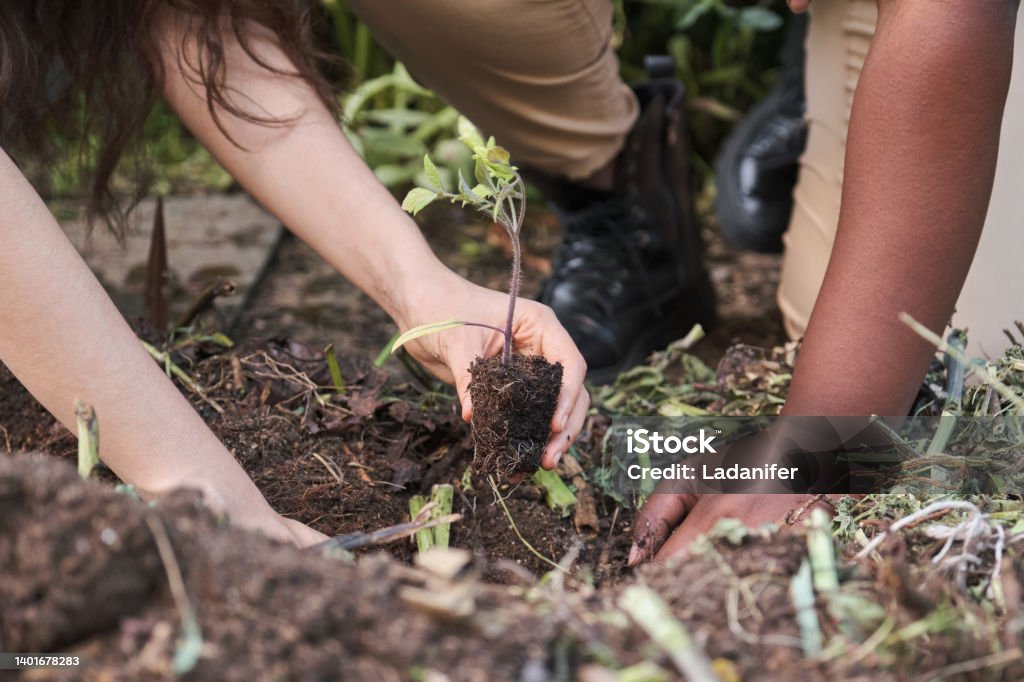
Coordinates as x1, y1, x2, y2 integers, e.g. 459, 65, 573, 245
535, 57, 715, 385
713, 14, 808, 254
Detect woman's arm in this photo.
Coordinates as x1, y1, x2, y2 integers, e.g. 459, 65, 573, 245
0, 149, 324, 545
157, 17, 590, 466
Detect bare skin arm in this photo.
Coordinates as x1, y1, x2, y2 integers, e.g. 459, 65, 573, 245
633, 0, 1018, 562
0, 150, 320, 545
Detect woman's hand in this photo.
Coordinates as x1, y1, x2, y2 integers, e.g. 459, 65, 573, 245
399, 276, 589, 470
262, 514, 330, 547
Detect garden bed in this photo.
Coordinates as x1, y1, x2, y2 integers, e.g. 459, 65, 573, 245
3, 334, 1023, 680
3, 195, 1022, 680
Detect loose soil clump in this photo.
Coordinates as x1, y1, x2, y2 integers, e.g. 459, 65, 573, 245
468, 354, 562, 476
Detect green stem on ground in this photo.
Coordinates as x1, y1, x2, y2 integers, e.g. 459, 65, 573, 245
532, 468, 576, 516
140, 340, 223, 414
430, 484, 454, 549
324, 343, 345, 392
409, 495, 433, 554
618, 585, 718, 682
75, 400, 99, 480
144, 514, 203, 675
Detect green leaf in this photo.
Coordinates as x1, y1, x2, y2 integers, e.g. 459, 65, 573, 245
457, 169, 483, 204
470, 184, 493, 198
474, 156, 489, 186
324, 343, 345, 392
375, 163, 417, 187
457, 116, 485, 150
486, 146, 510, 166
401, 187, 438, 215
358, 128, 426, 160
676, 0, 715, 30
374, 331, 401, 367
391, 319, 467, 353
478, 145, 515, 183
422, 154, 444, 191
414, 168, 452, 194
363, 109, 432, 128
737, 7, 783, 32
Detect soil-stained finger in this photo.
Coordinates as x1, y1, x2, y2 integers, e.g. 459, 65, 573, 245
550, 346, 587, 432
630, 487, 699, 566
541, 387, 589, 469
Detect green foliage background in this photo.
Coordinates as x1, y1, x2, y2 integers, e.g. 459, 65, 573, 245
39, 0, 793, 203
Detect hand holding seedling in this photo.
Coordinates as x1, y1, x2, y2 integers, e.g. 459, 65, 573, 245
393, 121, 589, 474
397, 280, 589, 470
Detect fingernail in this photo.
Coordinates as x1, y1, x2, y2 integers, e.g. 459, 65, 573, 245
627, 543, 641, 567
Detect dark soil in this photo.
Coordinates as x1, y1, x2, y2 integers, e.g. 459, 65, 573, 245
0, 342, 629, 584
0, 455, 557, 681
468, 353, 563, 477
4, 455, 1016, 681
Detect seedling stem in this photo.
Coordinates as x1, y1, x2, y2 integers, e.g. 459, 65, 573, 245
394, 119, 528, 367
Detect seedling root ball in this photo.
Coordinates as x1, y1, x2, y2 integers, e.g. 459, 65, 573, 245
468, 354, 562, 476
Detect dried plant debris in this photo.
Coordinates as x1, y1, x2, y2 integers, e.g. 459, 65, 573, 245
593, 328, 799, 418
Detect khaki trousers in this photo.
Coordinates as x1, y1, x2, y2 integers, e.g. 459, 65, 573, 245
781, 0, 1024, 357
347, 0, 638, 181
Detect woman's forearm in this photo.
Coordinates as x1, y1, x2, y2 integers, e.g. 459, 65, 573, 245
784, 0, 1016, 417
0, 149, 278, 522
158, 19, 458, 331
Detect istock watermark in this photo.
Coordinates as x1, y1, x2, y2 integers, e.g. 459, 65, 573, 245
602, 415, 1024, 497
624, 426, 799, 482
625, 427, 718, 455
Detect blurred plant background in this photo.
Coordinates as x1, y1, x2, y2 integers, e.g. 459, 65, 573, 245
38, 0, 792, 209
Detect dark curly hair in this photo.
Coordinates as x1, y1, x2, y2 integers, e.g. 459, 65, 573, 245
0, 0, 342, 233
